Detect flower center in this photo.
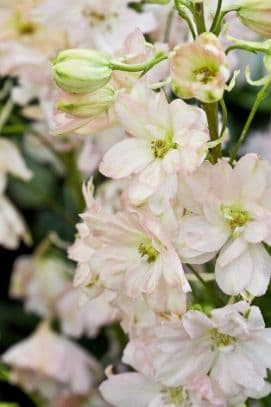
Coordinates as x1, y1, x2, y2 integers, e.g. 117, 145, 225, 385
221, 203, 251, 236
210, 328, 236, 348
14, 13, 38, 36
193, 66, 217, 84
138, 240, 159, 263
168, 387, 185, 405
151, 137, 177, 159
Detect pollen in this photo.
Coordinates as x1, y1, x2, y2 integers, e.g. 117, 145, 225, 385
193, 66, 217, 84
221, 203, 251, 235
210, 328, 236, 348
138, 240, 159, 263
168, 387, 185, 405
151, 137, 177, 159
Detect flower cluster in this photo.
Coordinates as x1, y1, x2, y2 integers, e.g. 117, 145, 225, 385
2, 0, 271, 406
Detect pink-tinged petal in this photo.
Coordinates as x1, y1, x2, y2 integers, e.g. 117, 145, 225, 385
162, 149, 180, 174
229, 350, 266, 392
215, 246, 253, 295
115, 92, 150, 139
99, 139, 152, 179
183, 311, 214, 338
244, 221, 270, 243
234, 154, 268, 200
177, 215, 228, 254
217, 238, 247, 268
245, 244, 271, 296
162, 247, 191, 293
99, 373, 160, 407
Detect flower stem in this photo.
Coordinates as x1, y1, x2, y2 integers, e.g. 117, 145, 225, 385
203, 102, 221, 162
174, 0, 196, 39
210, 0, 222, 32
230, 78, 271, 164
193, 1, 206, 35
110, 53, 167, 73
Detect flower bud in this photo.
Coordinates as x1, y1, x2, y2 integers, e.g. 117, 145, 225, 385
144, 0, 170, 3
53, 49, 112, 94
57, 85, 115, 118
237, 1, 271, 37
169, 33, 229, 103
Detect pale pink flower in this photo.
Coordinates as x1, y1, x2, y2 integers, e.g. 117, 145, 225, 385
170, 33, 230, 103
151, 302, 271, 402
0, 195, 30, 249
100, 336, 225, 406
56, 287, 118, 339
33, 0, 157, 53
77, 208, 189, 298
10, 254, 71, 317
0, 138, 32, 248
176, 154, 271, 296
2, 322, 102, 401
100, 80, 209, 203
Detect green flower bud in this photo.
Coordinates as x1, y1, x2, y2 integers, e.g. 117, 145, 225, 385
53, 49, 112, 94
237, 1, 271, 38
57, 85, 115, 118
144, 0, 170, 4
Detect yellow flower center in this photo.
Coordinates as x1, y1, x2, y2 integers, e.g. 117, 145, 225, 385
138, 240, 159, 263
193, 66, 217, 84
210, 328, 236, 348
168, 387, 185, 405
221, 203, 251, 236
151, 135, 177, 159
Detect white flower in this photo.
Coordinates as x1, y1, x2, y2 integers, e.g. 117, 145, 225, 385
100, 80, 209, 204
151, 302, 271, 402
2, 322, 101, 402
176, 154, 271, 296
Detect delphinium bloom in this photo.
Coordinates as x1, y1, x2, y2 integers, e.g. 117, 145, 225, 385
100, 80, 209, 204
2, 322, 102, 404
10, 251, 118, 338
33, 0, 157, 53
69, 180, 189, 327
150, 302, 271, 404
176, 154, 271, 297
0, 138, 32, 248
100, 332, 225, 407
170, 33, 230, 103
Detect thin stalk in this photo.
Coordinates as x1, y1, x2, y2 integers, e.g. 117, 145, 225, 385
193, 1, 206, 35
110, 54, 167, 73
186, 264, 224, 306
174, 0, 196, 39
230, 78, 271, 164
0, 97, 14, 132
204, 102, 221, 162
219, 98, 228, 139
210, 0, 223, 32
186, 264, 208, 287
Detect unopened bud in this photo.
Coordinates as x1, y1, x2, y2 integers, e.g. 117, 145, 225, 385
237, 1, 271, 38
144, 0, 170, 4
57, 86, 115, 118
53, 49, 112, 94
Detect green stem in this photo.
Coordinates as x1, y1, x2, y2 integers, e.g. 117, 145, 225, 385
219, 98, 228, 139
213, 7, 240, 35
0, 97, 14, 132
110, 53, 167, 73
186, 264, 209, 287
174, 0, 196, 39
230, 78, 271, 164
193, 1, 206, 35
210, 0, 222, 32
204, 102, 221, 162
